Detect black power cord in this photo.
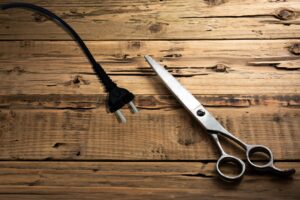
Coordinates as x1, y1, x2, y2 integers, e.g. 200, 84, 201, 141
1, 2, 138, 123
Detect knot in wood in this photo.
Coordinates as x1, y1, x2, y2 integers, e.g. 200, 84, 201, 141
64, 75, 90, 88
213, 64, 229, 73
276, 9, 297, 20
129, 41, 141, 50
32, 12, 48, 22
204, 0, 226, 6
289, 43, 300, 55
70, 8, 79, 14
149, 23, 162, 33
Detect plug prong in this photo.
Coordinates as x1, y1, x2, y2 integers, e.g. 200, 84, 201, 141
128, 101, 138, 113
115, 110, 126, 123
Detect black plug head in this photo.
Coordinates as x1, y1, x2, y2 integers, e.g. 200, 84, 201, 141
107, 86, 135, 113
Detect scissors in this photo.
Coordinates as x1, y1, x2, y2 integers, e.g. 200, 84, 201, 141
144, 55, 296, 181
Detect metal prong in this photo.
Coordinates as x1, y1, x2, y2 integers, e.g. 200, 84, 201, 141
115, 110, 126, 123
128, 101, 139, 113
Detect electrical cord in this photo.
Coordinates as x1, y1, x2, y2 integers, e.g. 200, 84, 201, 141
1, 2, 138, 123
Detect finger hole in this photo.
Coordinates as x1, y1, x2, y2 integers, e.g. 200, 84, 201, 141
247, 146, 273, 168
217, 156, 245, 181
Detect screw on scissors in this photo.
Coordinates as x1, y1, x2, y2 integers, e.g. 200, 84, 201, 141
144, 55, 295, 182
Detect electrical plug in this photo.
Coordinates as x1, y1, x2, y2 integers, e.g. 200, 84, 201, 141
107, 86, 138, 123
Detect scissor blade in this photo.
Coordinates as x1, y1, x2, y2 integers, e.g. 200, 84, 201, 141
144, 55, 228, 134
145, 55, 202, 112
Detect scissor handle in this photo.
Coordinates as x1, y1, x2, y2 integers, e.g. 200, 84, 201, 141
246, 145, 296, 176
246, 145, 273, 170
216, 154, 246, 182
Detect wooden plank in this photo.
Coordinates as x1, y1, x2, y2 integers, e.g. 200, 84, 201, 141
0, 73, 299, 95
0, 1, 299, 198
0, 161, 298, 199
0, 40, 299, 95
0, 0, 299, 40
1, 40, 299, 70
0, 106, 299, 160
1, 0, 300, 9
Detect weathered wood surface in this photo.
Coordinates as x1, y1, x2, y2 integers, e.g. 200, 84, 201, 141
0, 0, 299, 199
0, 106, 299, 160
0, 0, 300, 40
0, 162, 299, 200
0, 40, 299, 95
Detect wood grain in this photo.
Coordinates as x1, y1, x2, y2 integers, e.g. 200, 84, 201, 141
0, 106, 298, 160
0, 40, 299, 95
0, 0, 299, 40
0, 162, 298, 199
0, 0, 299, 198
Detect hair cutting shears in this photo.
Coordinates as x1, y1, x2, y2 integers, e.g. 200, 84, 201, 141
144, 55, 295, 181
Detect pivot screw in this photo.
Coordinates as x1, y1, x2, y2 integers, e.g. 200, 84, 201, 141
197, 109, 205, 117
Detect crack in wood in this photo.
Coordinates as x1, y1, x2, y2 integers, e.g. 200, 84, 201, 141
1, 94, 300, 110
181, 173, 214, 178
52, 143, 67, 148
248, 60, 300, 70
6, 66, 26, 75
180, 14, 273, 19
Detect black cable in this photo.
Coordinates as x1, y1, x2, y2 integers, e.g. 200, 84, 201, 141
1, 2, 137, 122
1, 2, 117, 91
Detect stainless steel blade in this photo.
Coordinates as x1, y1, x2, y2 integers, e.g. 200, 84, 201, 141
145, 55, 201, 111
144, 55, 228, 134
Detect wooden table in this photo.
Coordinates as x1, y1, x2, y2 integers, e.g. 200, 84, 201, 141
0, 0, 299, 199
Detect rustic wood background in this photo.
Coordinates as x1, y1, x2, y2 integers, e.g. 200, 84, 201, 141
0, 0, 299, 199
